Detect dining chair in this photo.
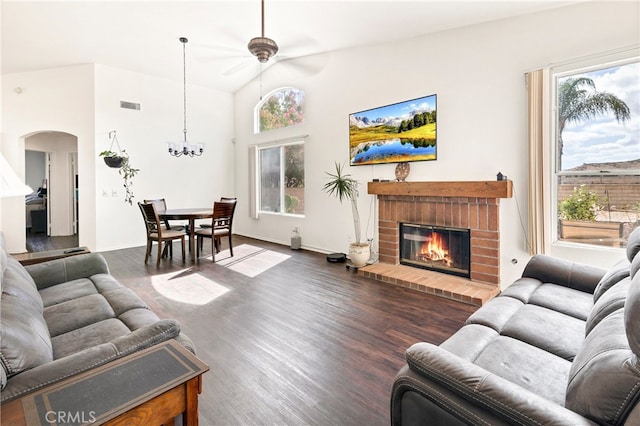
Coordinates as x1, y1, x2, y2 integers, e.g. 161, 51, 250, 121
138, 202, 186, 267
199, 197, 237, 229
195, 200, 237, 261
143, 198, 186, 231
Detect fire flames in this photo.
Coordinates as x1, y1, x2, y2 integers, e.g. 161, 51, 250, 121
417, 233, 452, 266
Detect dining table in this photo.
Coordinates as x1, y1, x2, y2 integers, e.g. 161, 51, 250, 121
158, 207, 213, 262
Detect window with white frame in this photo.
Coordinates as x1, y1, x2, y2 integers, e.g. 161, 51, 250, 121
257, 141, 304, 215
552, 56, 639, 248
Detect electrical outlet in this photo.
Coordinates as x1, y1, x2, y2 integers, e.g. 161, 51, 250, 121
111, 190, 118, 197
102, 189, 108, 197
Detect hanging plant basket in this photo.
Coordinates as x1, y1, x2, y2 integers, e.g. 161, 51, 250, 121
99, 131, 140, 205
103, 156, 124, 168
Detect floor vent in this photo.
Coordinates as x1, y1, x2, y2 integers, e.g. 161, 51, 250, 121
120, 101, 141, 110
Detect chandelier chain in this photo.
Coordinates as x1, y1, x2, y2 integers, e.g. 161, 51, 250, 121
167, 36, 204, 158
183, 37, 187, 143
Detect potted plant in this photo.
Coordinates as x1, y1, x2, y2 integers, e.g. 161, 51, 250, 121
99, 131, 140, 205
322, 162, 370, 267
100, 150, 124, 168
558, 185, 621, 241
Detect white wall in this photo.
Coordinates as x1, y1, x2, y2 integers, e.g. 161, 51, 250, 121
93, 65, 235, 251
1, 64, 95, 253
1, 64, 234, 253
233, 1, 640, 287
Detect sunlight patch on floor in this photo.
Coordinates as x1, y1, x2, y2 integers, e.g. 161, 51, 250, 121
211, 244, 291, 278
151, 269, 230, 305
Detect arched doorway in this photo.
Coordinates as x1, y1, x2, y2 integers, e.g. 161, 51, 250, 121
25, 131, 78, 251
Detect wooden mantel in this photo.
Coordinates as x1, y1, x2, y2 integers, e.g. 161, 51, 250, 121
367, 180, 512, 198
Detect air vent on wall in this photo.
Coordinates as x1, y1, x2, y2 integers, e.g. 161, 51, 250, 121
120, 101, 141, 110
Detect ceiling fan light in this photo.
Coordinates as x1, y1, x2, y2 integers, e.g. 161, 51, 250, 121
248, 37, 278, 63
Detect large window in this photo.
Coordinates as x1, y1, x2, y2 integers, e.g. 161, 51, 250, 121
553, 58, 639, 248
258, 142, 304, 215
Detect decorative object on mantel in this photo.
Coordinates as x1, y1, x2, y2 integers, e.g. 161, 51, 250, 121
322, 162, 371, 267
497, 172, 506, 181
99, 131, 139, 205
167, 37, 204, 158
395, 162, 410, 181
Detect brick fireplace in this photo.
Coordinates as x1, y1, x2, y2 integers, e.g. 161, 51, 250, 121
361, 180, 512, 305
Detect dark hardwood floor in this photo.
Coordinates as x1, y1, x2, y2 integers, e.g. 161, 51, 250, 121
25, 232, 78, 252
99, 235, 478, 425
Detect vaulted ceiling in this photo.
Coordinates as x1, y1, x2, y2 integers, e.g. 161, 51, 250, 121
1, 1, 580, 92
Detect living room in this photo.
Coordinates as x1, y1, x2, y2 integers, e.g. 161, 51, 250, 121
1, 1, 639, 424
0, 1, 635, 280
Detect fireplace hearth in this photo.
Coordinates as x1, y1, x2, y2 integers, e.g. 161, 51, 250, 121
365, 181, 512, 300
400, 223, 470, 278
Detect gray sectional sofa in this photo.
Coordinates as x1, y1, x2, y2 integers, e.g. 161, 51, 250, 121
0, 237, 194, 403
391, 226, 640, 425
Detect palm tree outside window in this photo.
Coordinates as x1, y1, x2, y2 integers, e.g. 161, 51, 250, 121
554, 59, 639, 248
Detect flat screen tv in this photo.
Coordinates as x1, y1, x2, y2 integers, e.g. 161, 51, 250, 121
349, 94, 437, 166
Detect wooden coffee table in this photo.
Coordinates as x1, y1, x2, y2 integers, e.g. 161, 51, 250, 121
1, 339, 209, 426
12, 246, 91, 266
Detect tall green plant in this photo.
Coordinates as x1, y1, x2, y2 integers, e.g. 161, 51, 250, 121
322, 162, 363, 244
558, 185, 601, 221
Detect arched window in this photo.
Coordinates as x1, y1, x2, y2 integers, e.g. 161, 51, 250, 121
255, 87, 305, 133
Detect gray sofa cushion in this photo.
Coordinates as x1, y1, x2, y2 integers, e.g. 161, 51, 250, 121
472, 336, 572, 406
522, 254, 606, 293
501, 304, 585, 361
565, 272, 640, 425
631, 248, 640, 279
51, 318, 133, 359
627, 272, 640, 356
45, 293, 117, 337
0, 258, 53, 383
593, 258, 630, 301
585, 277, 629, 335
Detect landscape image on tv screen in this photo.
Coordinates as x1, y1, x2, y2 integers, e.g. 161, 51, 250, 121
349, 94, 436, 166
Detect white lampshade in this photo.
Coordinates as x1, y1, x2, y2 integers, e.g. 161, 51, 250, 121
0, 152, 33, 198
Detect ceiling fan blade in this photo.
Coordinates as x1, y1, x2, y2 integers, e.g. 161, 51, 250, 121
222, 58, 256, 76
273, 52, 329, 78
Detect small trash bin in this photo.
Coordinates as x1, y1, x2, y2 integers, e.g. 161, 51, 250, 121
291, 228, 301, 250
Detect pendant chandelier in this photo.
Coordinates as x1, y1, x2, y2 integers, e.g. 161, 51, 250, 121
168, 37, 204, 157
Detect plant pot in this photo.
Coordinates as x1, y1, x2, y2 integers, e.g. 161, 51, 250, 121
559, 220, 623, 240
348, 242, 370, 267
103, 156, 123, 168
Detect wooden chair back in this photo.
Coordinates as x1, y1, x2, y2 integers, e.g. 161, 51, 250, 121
143, 198, 167, 212
138, 202, 163, 237
212, 200, 237, 233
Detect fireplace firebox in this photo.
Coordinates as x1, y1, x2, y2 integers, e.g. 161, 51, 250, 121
399, 223, 471, 278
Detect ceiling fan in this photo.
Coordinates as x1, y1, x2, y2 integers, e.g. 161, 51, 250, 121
247, 0, 278, 63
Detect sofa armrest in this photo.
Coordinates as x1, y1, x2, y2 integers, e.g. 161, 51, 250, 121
0, 319, 180, 403
391, 342, 598, 426
24, 253, 110, 290
522, 254, 606, 294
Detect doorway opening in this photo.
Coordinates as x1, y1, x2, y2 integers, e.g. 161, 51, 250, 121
25, 131, 78, 252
